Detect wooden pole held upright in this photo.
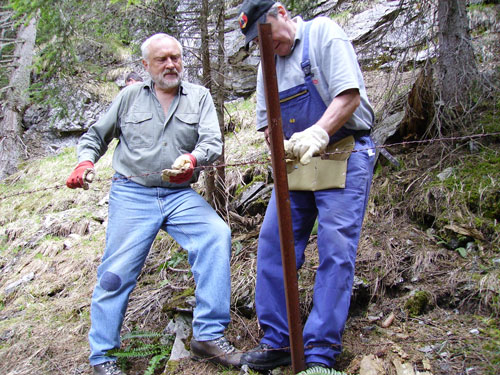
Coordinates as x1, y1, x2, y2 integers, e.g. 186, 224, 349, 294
257, 23, 306, 374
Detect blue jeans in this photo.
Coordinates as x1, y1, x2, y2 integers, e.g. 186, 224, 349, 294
255, 135, 375, 367
89, 176, 232, 365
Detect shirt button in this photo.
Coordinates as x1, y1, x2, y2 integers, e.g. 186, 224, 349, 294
163, 142, 168, 146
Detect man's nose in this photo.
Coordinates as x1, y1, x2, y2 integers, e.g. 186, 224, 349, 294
165, 57, 176, 68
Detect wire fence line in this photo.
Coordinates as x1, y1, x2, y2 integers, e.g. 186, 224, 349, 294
0, 132, 498, 201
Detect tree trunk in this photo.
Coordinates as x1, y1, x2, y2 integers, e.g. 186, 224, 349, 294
0, 15, 37, 180
199, 0, 217, 209
200, 0, 226, 216
437, 0, 477, 109
200, 0, 211, 90
212, 0, 227, 216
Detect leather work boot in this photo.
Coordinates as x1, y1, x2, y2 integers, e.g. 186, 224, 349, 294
93, 361, 125, 375
190, 336, 242, 368
241, 343, 291, 370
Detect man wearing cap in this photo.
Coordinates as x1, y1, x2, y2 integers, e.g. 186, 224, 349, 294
66, 33, 241, 374
238, 0, 375, 371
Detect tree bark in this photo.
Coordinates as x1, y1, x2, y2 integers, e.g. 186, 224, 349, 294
0, 15, 37, 180
437, 0, 477, 108
199, 0, 217, 208
199, 0, 226, 215
200, 0, 211, 90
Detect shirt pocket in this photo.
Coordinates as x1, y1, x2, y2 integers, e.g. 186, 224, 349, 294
121, 112, 155, 148
311, 66, 330, 102
173, 112, 200, 150
175, 113, 199, 125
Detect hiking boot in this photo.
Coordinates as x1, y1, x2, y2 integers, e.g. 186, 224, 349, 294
190, 336, 242, 368
241, 343, 291, 370
93, 361, 125, 375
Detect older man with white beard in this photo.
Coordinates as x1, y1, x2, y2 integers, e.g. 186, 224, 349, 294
66, 33, 242, 375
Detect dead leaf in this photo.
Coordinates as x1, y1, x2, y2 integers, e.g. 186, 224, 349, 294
359, 354, 385, 375
393, 358, 416, 375
381, 312, 395, 328
444, 224, 484, 240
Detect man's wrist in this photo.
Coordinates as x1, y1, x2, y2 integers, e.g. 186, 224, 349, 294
186, 153, 197, 168
311, 124, 330, 139
78, 160, 94, 168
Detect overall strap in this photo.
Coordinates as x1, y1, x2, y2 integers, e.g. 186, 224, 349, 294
301, 21, 313, 77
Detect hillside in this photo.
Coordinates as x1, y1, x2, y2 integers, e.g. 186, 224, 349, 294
0, 88, 499, 375
1, 1, 500, 375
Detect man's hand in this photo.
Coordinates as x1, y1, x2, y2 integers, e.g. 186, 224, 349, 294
284, 124, 330, 165
162, 154, 197, 183
66, 161, 95, 190
264, 127, 270, 147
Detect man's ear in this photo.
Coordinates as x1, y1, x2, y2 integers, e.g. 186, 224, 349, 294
141, 59, 148, 70
277, 5, 287, 19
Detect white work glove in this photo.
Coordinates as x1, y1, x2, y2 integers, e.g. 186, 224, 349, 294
284, 124, 330, 165
161, 154, 197, 183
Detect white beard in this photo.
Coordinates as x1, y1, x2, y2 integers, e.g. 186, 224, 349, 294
151, 68, 183, 90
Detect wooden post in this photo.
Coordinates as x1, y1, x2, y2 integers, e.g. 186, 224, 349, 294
257, 23, 305, 374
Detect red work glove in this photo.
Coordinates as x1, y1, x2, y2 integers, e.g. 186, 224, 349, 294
169, 154, 197, 184
66, 161, 95, 190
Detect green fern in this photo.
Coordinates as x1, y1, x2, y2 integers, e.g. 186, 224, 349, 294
297, 366, 350, 375
109, 343, 165, 358
107, 330, 173, 375
121, 331, 164, 340
144, 347, 172, 375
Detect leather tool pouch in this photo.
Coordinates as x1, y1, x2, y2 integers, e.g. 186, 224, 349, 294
287, 135, 355, 191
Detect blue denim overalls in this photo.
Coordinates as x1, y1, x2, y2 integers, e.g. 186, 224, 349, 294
255, 21, 375, 367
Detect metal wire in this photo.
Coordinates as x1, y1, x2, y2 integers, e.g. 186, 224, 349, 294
0, 132, 498, 201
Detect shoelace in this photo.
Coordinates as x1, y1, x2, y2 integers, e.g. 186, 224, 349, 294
101, 361, 122, 375
256, 343, 272, 350
214, 337, 236, 354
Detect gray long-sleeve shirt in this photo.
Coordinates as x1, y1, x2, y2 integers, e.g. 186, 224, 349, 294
77, 79, 222, 187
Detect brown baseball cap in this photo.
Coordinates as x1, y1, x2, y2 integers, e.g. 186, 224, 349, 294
238, 0, 275, 47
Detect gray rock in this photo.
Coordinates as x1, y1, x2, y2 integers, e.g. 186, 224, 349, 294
4, 272, 35, 295
437, 167, 454, 181
165, 314, 192, 362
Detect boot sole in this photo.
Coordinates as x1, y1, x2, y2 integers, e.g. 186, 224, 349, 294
191, 353, 241, 368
